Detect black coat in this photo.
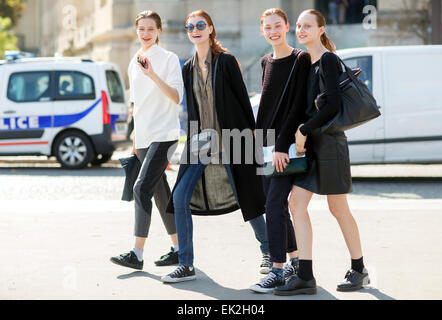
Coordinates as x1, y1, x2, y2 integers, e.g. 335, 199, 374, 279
166, 52, 266, 222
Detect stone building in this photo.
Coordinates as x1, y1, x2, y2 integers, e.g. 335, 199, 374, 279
13, 0, 436, 93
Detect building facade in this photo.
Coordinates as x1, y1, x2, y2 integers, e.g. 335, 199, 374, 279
13, 0, 436, 93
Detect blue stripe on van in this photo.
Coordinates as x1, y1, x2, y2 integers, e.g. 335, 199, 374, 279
53, 98, 102, 127
0, 98, 102, 131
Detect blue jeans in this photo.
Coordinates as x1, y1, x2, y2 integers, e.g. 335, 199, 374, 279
173, 161, 269, 266
249, 215, 269, 255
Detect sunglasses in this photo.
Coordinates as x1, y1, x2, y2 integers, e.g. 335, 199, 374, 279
185, 21, 207, 33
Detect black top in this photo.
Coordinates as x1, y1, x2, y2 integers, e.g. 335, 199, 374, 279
300, 51, 342, 136
256, 49, 311, 152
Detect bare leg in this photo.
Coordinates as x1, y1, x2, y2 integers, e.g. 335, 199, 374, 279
327, 194, 363, 259
170, 233, 178, 247
288, 186, 314, 260
134, 237, 146, 250
288, 251, 298, 259
273, 262, 284, 269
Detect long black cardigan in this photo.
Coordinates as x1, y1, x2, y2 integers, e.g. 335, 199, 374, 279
166, 52, 266, 222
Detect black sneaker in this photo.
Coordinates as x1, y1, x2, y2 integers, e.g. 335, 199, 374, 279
274, 275, 317, 296
154, 247, 179, 266
259, 253, 272, 274
110, 251, 143, 270
249, 272, 285, 293
337, 268, 370, 292
161, 265, 196, 283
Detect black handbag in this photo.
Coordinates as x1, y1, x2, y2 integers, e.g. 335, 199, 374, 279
119, 155, 141, 202
263, 49, 308, 179
315, 54, 381, 134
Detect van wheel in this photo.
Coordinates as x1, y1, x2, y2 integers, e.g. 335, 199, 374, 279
91, 153, 113, 166
54, 131, 94, 169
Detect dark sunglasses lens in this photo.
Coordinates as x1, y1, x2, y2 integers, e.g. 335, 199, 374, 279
185, 24, 194, 32
196, 21, 207, 31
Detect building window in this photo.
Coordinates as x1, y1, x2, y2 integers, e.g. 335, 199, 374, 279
315, 0, 377, 25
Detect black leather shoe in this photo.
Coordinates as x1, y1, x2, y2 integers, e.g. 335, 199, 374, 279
337, 268, 370, 292
154, 247, 179, 266
110, 251, 143, 270
273, 275, 317, 296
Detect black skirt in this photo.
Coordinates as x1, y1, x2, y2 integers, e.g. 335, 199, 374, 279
294, 131, 352, 195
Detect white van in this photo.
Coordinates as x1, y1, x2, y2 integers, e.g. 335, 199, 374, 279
251, 45, 442, 164
339, 45, 442, 164
0, 57, 131, 169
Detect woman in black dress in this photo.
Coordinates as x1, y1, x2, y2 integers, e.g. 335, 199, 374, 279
274, 9, 370, 296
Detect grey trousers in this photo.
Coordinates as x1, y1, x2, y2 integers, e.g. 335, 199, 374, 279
134, 140, 178, 238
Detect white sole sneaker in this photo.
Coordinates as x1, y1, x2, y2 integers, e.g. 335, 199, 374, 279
249, 284, 274, 293
161, 275, 196, 283
260, 267, 271, 274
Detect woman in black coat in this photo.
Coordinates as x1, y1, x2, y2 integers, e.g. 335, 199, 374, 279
162, 10, 267, 283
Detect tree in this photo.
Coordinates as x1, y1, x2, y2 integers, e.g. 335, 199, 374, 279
0, 0, 26, 28
0, 17, 18, 59
0, 0, 25, 59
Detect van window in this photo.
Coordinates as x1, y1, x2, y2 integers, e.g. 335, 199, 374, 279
343, 56, 373, 93
105, 70, 124, 103
55, 71, 95, 100
8, 72, 51, 102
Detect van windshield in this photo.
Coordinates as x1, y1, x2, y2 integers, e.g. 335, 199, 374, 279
106, 70, 125, 103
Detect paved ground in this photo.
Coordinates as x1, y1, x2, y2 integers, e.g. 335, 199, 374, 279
1, 150, 442, 300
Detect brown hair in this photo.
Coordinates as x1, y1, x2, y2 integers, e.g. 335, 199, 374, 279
135, 10, 162, 44
260, 8, 289, 26
185, 10, 230, 58
302, 9, 336, 52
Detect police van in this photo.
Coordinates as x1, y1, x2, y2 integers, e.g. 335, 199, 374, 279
0, 56, 131, 169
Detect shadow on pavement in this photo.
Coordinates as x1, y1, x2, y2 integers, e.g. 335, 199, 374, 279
122, 268, 340, 300
362, 287, 396, 300
117, 271, 162, 282
115, 269, 395, 300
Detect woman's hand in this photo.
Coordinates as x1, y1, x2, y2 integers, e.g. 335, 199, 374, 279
273, 152, 290, 173
295, 124, 307, 156
136, 54, 180, 104
137, 55, 155, 78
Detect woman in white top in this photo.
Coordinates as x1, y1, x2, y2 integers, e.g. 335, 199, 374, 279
110, 10, 184, 270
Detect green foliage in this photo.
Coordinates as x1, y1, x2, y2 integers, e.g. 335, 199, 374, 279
0, 0, 26, 27
0, 16, 18, 59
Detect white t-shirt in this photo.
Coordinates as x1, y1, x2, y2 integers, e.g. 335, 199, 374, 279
128, 44, 184, 149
